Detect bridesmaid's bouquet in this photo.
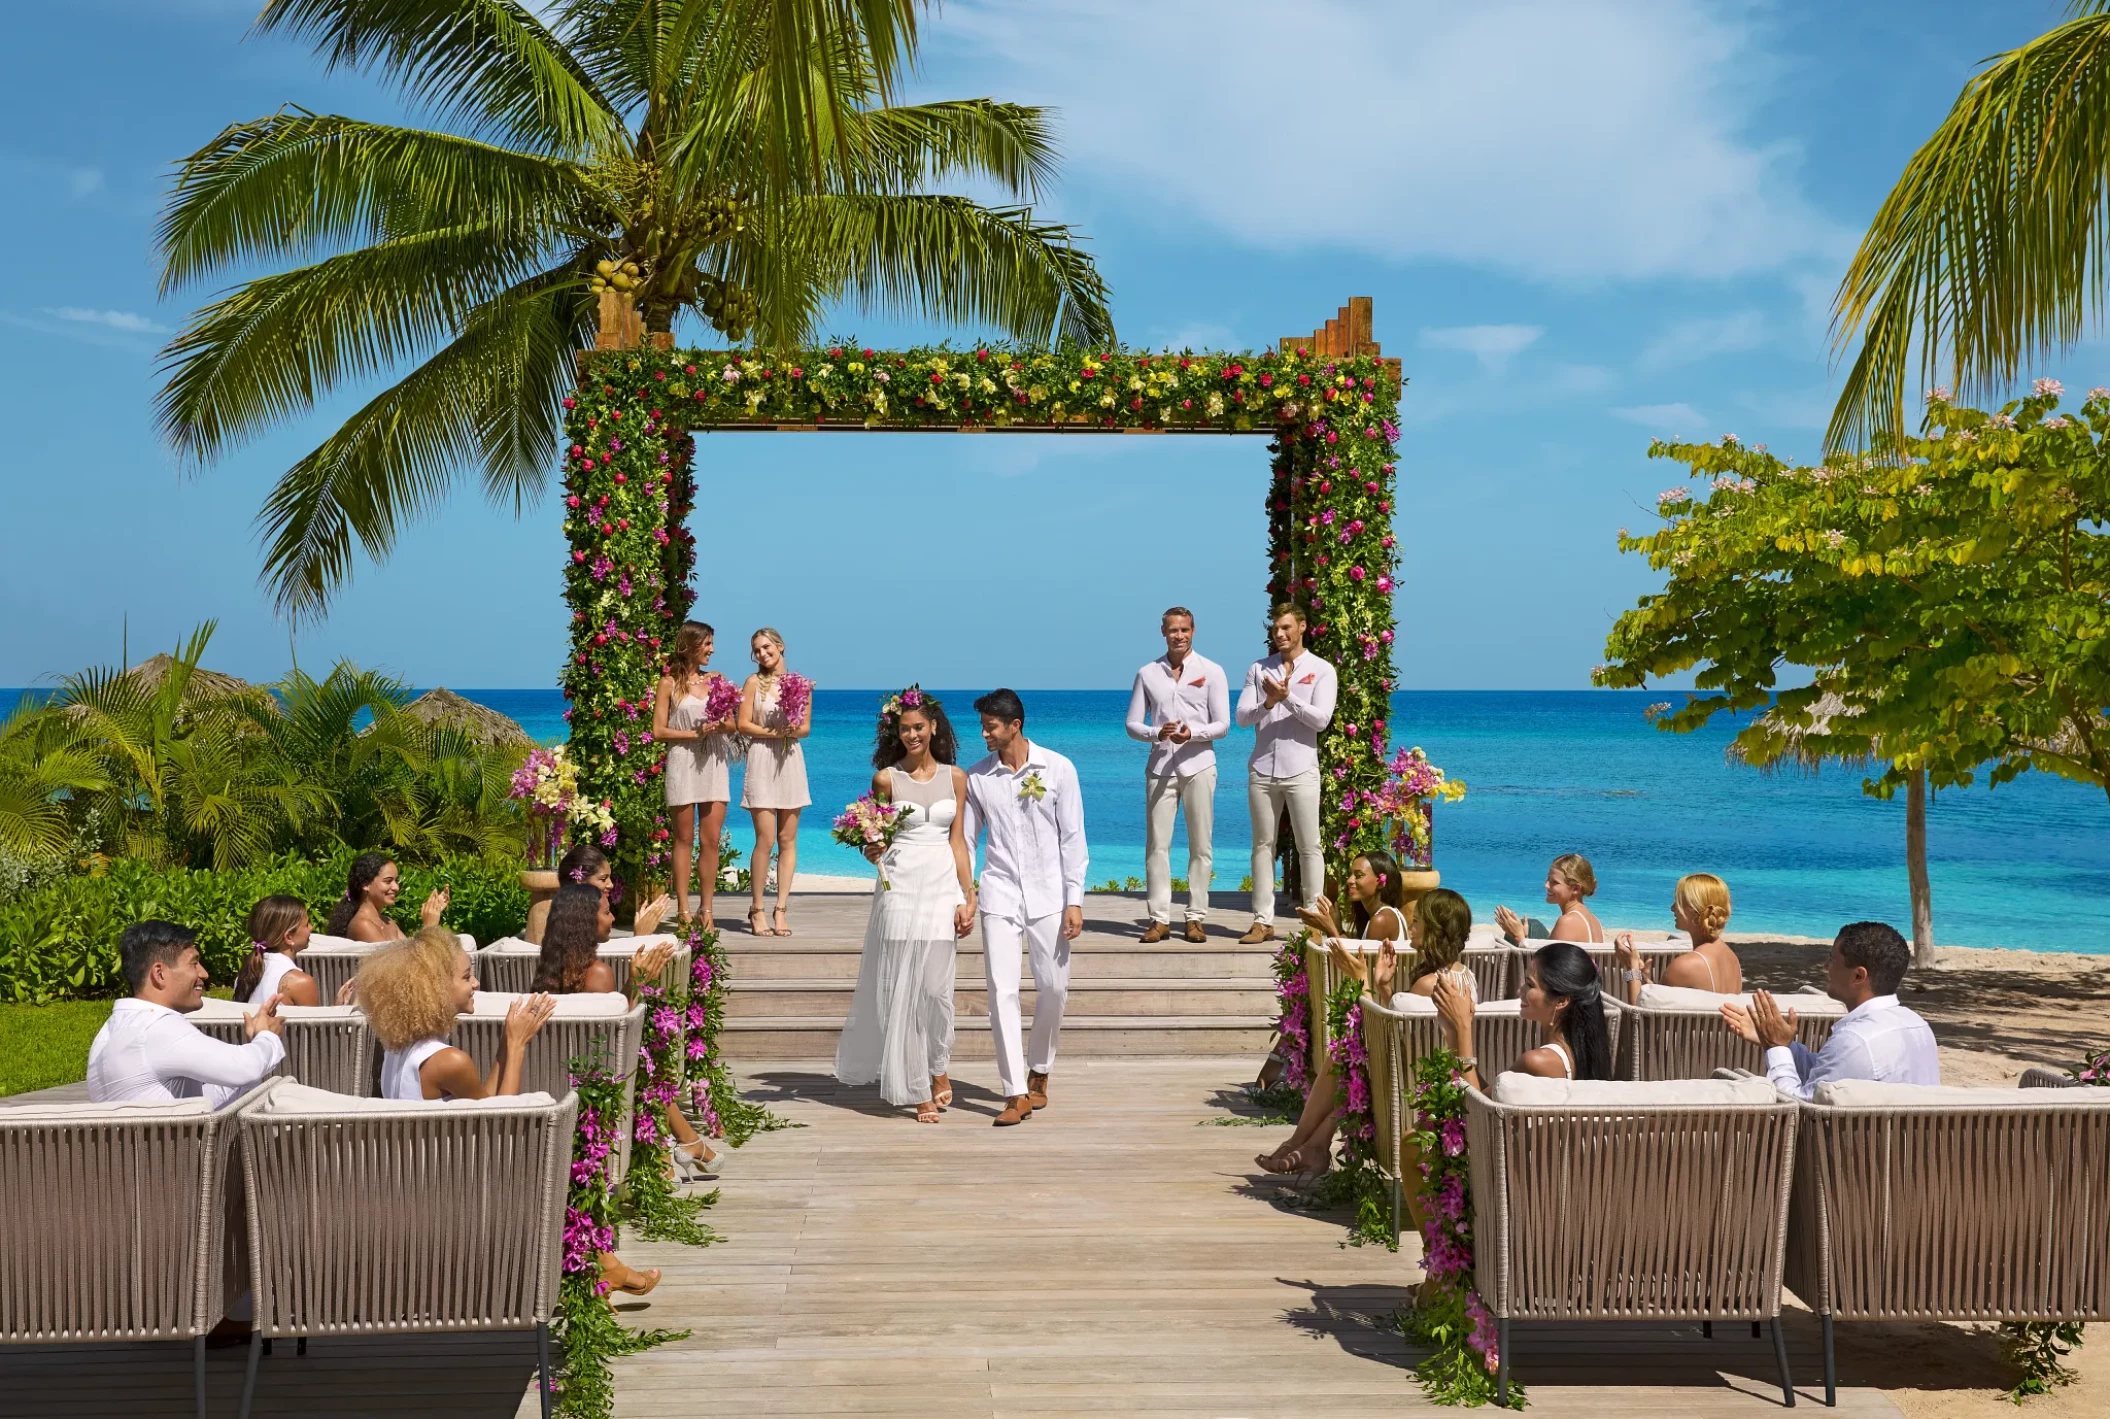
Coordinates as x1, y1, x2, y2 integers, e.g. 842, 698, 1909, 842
777, 671, 813, 728
702, 674, 741, 731
832, 794, 915, 889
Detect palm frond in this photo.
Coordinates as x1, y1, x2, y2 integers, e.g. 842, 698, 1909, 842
1829, 13, 2110, 452
254, 0, 621, 155
160, 111, 597, 293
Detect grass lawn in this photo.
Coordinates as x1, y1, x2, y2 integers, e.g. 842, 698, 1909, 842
0, 989, 239, 1097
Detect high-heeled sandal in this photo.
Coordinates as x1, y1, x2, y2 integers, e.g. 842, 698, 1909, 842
931, 1074, 953, 1110
671, 1139, 720, 1181
748, 907, 772, 936
772, 907, 791, 937
606, 1263, 661, 1296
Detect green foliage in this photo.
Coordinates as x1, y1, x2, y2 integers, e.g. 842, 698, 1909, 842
2000, 1320, 2087, 1402
157, 0, 1112, 619
1314, 975, 1392, 1249
0, 851, 528, 1004
1597, 392, 2110, 804
0, 998, 115, 1096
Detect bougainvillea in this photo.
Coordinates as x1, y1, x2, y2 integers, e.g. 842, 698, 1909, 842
1315, 973, 1391, 1248
624, 966, 720, 1247
1400, 1046, 1518, 1408
676, 916, 791, 1146
1269, 936, 1314, 1099
564, 342, 1403, 895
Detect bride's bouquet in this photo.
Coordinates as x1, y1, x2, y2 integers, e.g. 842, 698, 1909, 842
832, 793, 915, 889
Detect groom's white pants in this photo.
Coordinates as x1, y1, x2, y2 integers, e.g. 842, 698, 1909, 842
981, 911, 1069, 1099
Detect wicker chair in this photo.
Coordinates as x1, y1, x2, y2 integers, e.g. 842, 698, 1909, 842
1510, 938, 1690, 1002
1618, 988, 1843, 1081
233, 1083, 576, 1419
1459, 946, 1513, 1001
452, 997, 646, 1184
186, 1001, 376, 1096
0, 1085, 278, 1419
297, 933, 479, 1002
1465, 1075, 1801, 1406
1787, 1078, 2110, 1405
1301, 938, 1410, 1073
1358, 996, 1625, 1245
477, 935, 689, 995
2018, 1066, 2081, 1089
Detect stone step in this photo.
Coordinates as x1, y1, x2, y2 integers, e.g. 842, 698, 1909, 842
723, 1014, 1278, 1059
723, 977, 1280, 1020
717, 941, 1277, 983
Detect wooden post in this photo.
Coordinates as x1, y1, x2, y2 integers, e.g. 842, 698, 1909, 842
595, 290, 643, 350
1906, 770, 1935, 967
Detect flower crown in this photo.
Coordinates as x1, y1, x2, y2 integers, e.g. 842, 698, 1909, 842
879, 684, 939, 725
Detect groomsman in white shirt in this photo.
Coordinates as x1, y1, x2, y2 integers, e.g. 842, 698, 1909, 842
1125, 607, 1230, 943
87, 920, 286, 1105
1720, 920, 1941, 1098
1234, 603, 1338, 944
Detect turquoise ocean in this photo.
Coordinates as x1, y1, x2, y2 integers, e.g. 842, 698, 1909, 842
449, 687, 2110, 954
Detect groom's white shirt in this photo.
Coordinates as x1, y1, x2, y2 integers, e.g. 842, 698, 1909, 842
963, 740, 1088, 920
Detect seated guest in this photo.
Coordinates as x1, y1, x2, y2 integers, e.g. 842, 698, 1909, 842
535, 883, 716, 1177
357, 927, 666, 1300
1437, 940, 1615, 1089
87, 920, 285, 1105
1613, 871, 1741, 1002
1253, 852, 1412, 1178
558, 843, 675, 936
1721, 920, 1938, 1099
326, 851, 449, 943
1494, 853, 1604, 945
234, 895, 321, 1007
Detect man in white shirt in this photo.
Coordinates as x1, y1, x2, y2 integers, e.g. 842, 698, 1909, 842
962, 689, 1088, 1127
1721, 920, 1940, 1100
87, 920, 286, 1106
1233, 603, 1338, 944
1125, 606, 1230, 944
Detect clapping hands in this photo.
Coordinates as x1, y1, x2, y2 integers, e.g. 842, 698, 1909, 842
633, 941, 678, 984
1297, 894, 1344, 939
504, 992, 557, 1051
632, 893, 676, 936
1720, 990, 1797, 1048
244, 992, 286, 1038
420, 885, 452, 926
1493, 904, 1526, 944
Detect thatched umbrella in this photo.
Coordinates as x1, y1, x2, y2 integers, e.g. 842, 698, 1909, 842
125, 653, 260, 704
401, 688, 535, 751
1728, 692, 1934, 966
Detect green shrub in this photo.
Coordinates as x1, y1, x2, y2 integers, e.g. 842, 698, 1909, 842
0, 850, 529, 1003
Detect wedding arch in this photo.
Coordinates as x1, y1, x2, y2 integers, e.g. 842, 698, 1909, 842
560, 296, 1406, 896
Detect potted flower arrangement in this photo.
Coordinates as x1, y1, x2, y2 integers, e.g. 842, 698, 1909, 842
1359, 746, 1466, 907
510, 745, 617, 941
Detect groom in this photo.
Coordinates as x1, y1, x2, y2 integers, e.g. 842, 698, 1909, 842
962, 689, 1088, 1126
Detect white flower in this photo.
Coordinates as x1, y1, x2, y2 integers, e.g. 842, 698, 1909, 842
1988, 412, 2016, 430
2034, 378, 2065, 398
720, 366, 741, 383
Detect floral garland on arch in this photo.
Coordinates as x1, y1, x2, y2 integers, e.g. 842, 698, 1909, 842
1314, 973, 1392, 1249
1267, 937, 1314, 1100
552, 1058, 686, 1419
677, 918, 793, 1147
1399, 1045, 1518, 1408
623, 968, 719, 1248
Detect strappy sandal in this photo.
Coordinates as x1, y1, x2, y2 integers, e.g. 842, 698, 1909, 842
748, 907, 772, 936
931, 1074, 953, 1110
914, 1101, 941, 1124
1258, 1146, 1313, 1176
671, 1139, 720, 1182
772, 907, 791, 937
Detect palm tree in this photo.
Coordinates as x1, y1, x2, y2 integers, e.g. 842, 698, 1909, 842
1829, 2, 2110, 452
157, 0, 1115, 619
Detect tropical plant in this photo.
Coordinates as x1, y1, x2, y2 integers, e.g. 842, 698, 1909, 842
156, 0, 1115, 619
1829, 2, 2110, 452
1598, 392, 2110, 959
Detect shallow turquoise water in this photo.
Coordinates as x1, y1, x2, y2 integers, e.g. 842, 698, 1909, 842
455, 687, 2110, 954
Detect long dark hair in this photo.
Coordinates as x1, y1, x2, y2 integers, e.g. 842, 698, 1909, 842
1532, 941, 1612, 1080
533, 884, 604, 993
558, 843, 609, 889
668, 620, 713, 695
1349, 850, 1408, 935
872, 693, 959, 770
324, 853, 391, 936
235, 895, 309, 1001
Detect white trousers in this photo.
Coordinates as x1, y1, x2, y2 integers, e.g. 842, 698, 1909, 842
981, 911, 1069, 1099
1248, 768, 1323, 924
1144, 766, 1216, 923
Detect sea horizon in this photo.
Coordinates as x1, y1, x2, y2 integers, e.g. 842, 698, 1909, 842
15, 685, 2108, 956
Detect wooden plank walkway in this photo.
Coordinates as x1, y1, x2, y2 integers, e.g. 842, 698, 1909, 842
9, 1050, 2037, 1417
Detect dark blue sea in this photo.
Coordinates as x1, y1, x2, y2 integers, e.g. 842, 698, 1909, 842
13, 686, 2107, 951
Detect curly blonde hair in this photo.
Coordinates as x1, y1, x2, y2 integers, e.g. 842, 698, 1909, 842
357, 926, 463, 1051
1674, 872, 1732, 938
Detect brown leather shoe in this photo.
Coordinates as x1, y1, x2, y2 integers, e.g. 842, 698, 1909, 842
1184, 920, 1208, 943
1239, 921, 1274, 945
1139, 920, 1172, 943
994, 1095, 1034, 1126
1027, 1071, 1049, 1111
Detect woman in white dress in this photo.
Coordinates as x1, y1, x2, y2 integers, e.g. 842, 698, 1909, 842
834, 689, 977, 1123
654, 620, 739, 928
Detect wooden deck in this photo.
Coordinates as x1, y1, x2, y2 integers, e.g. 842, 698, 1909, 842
7, 1052, 1993, 1417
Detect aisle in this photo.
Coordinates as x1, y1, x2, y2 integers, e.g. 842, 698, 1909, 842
603, 1060, 1908, 1419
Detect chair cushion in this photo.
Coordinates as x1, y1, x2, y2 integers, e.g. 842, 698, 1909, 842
1635, 983, 1847, 1015
1814, 1079, 2110, 1109
256, 1082, 558, 1114
186, 996, 262, 1021
467, 990, 630, 1018
278, 1004, 363, 1020
482, 936, 539, 954
303, 935, 370, 953
0, 1096, 217, 1119
1389, 993, 1522, 1016
1492, 1073, 1782, 1107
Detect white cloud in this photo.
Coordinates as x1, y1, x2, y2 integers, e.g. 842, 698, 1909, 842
1548, 363, 1618, 395
1640, 310, 1768, 371
934, 0, 1850, 283
1420, 324, 1543, 372
1610, 402, 1710, 433
47, 307, 171, 335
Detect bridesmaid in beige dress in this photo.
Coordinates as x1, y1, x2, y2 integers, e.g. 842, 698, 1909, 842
653, 621, 739, 929
736, 627, 812, 936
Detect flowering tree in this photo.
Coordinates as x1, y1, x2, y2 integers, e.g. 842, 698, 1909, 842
1597, 387, 2110, 957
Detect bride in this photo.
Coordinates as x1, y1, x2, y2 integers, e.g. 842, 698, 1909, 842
834, 687, 978, 1122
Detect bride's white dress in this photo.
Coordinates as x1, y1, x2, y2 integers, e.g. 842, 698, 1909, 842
834, 765, 963, 1105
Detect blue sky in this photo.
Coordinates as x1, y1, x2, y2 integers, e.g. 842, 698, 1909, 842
0, 0, 2083, 692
